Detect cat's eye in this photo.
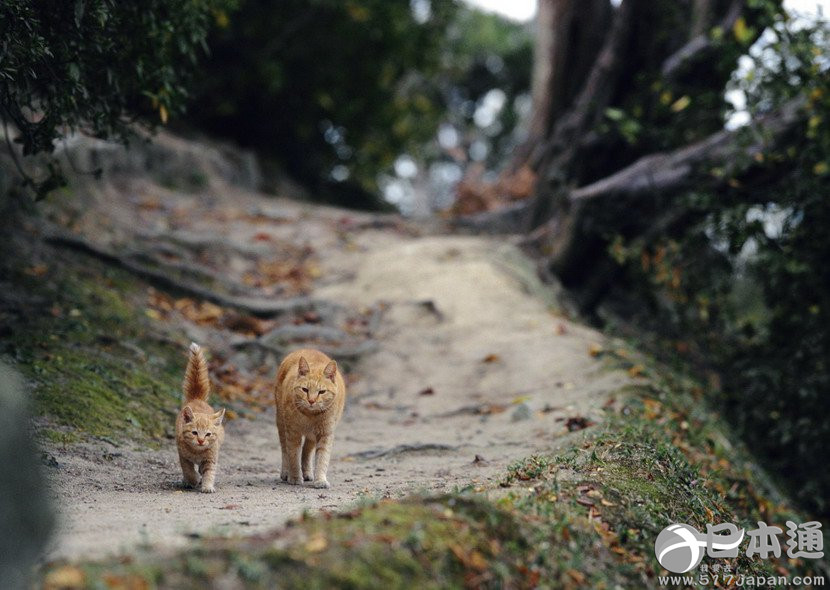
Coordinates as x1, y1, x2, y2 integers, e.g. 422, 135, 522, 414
318, 389, 326, 395
205, 432, 211, 436
301, 387, 309, 393
191, 430, 197, 435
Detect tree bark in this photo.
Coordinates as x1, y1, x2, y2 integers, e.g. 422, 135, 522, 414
528, 97, 803, 278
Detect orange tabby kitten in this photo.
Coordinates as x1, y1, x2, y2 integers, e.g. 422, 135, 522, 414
275, 349, 346, 488
176, 343, 225, 493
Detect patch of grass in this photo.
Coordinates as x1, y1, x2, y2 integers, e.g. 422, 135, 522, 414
500, 455, 555, 486
1, 244, 186, 443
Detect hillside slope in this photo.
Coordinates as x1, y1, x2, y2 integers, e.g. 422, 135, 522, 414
0, 132, 821, 587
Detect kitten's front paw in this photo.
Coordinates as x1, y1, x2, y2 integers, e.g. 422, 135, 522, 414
286, 476, 303, 485
303, 473, 313, 481
310, 479, 330, 489
200, 484, 216, 493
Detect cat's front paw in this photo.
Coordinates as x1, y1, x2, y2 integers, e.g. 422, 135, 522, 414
200, 484, 216, 493
310, 479, 330, 489
303, 473, 313, 481
286, 475, 303, 485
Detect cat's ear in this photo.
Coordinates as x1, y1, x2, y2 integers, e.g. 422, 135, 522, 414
213, 408, 225, 426
298, 356, 310, 376
323, 360, 337, 381
182, 406, 194, 423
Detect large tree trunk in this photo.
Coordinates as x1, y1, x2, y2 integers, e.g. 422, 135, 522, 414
509, 0, 792, 311
526, 0, 610, 143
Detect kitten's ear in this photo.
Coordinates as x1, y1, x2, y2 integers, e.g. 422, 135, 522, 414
213, 408, 225, 426
323, 360, 337, 381
298, 356, 310, 376
182, 406, 194, 423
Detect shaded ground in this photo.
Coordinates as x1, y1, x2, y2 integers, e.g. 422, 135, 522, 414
7, 133, 628, 561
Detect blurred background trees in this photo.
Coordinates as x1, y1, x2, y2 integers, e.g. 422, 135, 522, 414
187, 0, 532, 210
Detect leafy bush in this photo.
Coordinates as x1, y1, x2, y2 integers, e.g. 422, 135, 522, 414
0, 0, 231, 197
606, 5, 830, 515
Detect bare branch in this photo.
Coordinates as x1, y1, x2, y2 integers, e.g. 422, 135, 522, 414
661, 0, 744, 79
570, 97, 803, 202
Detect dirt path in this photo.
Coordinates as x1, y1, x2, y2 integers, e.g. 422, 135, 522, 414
39, 137, 629, 560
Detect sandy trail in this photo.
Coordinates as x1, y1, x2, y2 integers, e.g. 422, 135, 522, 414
40, 162, 628, 560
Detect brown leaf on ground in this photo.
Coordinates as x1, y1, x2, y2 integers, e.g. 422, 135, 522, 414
24, 264, 48, 277
566, 568, 586, 585
304, 533, 328, 553
588, 343, 604, 357
450, 165, 536, 215
565, 416, 594, 431
101, 573, 149, 590
44, 565, 85, 590
418, 387, 435, 396
481, 353, 501, 363
643, 398, 662, 419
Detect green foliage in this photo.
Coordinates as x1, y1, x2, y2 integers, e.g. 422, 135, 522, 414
0, 0, 230, 198
190, 0, 458, 206
606, 4, 830, 516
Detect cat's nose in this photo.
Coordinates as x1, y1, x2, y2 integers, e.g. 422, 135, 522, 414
308, 398, 316, 405
197, 439, 205, 445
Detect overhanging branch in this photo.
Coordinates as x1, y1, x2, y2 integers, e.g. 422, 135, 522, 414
570, 97, 803, 202
661, 0, 744, 79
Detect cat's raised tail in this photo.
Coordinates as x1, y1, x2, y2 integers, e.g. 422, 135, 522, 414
183, 342, 211, 402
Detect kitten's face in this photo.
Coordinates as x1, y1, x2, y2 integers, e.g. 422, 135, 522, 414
182, 409, 224, 449
293, 377, 337, 414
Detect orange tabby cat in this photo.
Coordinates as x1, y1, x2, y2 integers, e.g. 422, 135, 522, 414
176, 343, 225, 493
275, 349, 346, 488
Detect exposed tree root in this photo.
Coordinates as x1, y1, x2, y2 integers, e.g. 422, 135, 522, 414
232, 337, 379, 361
43, 229, 321, 317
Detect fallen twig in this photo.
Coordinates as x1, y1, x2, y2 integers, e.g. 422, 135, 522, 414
344, 443, 456, 460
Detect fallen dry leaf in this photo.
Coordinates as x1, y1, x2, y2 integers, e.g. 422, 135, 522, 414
566, 569, 586, 584
481, 353, 500, 363
101, 573, 150, 590
44, 565, 85, 590
565, 416, 594, 431
305, 533, 328, 553
24, 264, 48, 277
588, 343, 604, 357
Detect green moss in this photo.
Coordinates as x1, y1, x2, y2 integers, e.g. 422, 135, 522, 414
2, 248, 184, 443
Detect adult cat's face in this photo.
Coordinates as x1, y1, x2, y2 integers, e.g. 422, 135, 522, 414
293, 377, 337, 414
